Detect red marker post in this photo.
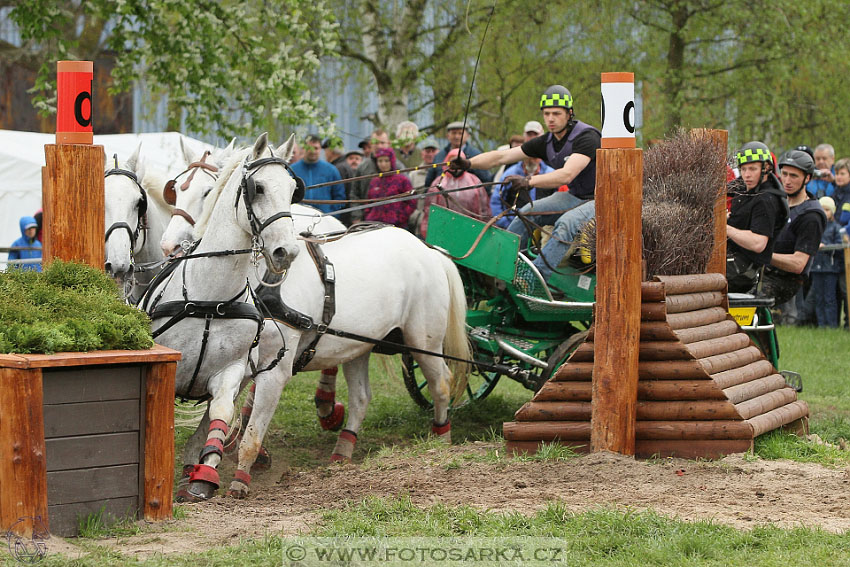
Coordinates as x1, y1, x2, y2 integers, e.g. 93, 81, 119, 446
56, 61, 93, 144
43, 60, 104, 269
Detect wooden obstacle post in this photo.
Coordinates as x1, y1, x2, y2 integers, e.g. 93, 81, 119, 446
590, 73, 642, 454
698, 129, 729, 275
42, 60, 104, 269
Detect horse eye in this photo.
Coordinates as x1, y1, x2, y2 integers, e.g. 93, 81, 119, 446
254, 183, 265, 195
203, 186, 213, 198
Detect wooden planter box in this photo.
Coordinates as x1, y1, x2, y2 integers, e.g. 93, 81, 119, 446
0, 345, 180, 537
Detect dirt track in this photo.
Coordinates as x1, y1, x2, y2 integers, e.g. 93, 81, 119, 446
45, 442, 850, 558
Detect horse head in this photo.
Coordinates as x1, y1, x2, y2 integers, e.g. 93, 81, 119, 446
159, 137, 236, 256
236, 132, 301, 272
104, 143, 148, 288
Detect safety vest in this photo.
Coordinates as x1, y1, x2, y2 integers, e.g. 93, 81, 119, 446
544, 120, 600, 199
774, 195, 826, 276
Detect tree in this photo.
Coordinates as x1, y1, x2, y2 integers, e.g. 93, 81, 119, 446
6, 0, 339, 139
332, 0, 492, 133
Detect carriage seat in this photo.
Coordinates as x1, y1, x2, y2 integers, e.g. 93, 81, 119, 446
727, 292, 775, 308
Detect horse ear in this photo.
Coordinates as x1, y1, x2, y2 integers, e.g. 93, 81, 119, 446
278, 133, 296, 163
126, 142, 143, 174
180, 136, 195, 166
226, 137, 237, 152
251, 132, 269, 161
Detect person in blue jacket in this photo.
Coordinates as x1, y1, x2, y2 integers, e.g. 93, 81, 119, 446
291, 135, 347, 215
8, 215, 42, 272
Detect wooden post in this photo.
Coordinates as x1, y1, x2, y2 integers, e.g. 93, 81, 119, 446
42, 144, 104, 269
143, 362, 176, 521
0, 368, 48, 537
591, 148, 643, 454
697, 129, 729, 275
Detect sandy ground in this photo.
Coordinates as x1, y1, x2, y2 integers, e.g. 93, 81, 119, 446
42, 442, 850, 559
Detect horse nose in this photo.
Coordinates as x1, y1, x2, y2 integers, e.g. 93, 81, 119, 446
271, 243, 299, 270
105, 261, 114, 276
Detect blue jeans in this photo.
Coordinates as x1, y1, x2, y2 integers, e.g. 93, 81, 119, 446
533, 201, 596, 281
507, 191, 588, 249
811, 272, 840, 327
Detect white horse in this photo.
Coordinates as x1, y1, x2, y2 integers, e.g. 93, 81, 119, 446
140, 132, 302, 501
156, 140, 347, 484
221, 210, 470, 498
104, 144, 174, 300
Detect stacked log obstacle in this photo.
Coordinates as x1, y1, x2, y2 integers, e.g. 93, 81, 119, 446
504, 274, 809, 458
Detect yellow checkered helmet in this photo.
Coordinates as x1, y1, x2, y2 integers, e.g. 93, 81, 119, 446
540, 85, 573, 110
736, 141, 772, 166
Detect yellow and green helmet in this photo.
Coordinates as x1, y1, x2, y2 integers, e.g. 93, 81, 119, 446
736, 141, 772, 166
540, 85, 573, 110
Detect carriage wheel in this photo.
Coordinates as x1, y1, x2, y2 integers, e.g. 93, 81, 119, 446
531, 330, 589, 391
401, 352, 501, 410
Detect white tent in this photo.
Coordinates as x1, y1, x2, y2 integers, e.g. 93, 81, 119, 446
0, 130, 214, 262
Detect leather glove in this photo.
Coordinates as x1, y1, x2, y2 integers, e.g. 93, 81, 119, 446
447, 155, 471, 175
502, 175, 531, 206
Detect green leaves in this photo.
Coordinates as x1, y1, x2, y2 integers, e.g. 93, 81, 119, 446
10, 0, 339, 139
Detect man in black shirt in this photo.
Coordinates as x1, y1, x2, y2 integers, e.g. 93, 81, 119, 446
760, 150, 826, 305
726, 141, 789, 292
450, 85, 601, 283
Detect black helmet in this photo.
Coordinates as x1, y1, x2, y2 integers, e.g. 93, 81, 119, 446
778, 149, 815, 176
735, 141, 772, 166
540, 85, 573, 110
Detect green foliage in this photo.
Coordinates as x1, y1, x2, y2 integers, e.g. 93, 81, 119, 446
9, 0, 339, 139
0, 261, 153, 354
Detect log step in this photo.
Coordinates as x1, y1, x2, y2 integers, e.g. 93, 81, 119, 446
667, 306, 728, 330
711, 360, 775, 390
503, 420, 754, 442
506, 438, 753, 460
666, 291, 725, 314
517, 400, 741, 421
734, 388, 798, 420
674, 320, 739, 344
685, 333, 751, 360
749, 401, 810, 438
655, 274, 728, 295
724, 374, 787, 404
699, 346, 763, 375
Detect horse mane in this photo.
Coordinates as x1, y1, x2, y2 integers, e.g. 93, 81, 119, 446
142, 168, 173, 211
194, 147, 251, 238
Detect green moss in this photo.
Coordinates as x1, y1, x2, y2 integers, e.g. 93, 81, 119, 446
0, 261, 153, 354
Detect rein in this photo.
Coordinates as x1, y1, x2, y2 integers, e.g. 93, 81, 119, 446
104, 165, 149, 254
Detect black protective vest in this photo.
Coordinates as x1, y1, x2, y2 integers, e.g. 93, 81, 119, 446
544, 120, 600, 199
773, 196, 826, 276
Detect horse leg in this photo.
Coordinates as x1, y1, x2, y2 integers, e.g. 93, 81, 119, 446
228, 362, 293, 498
414, 353, 453, 443
181, 363, 244, 502
176, 406, 209, 502
315, 366, 345, 431
331, 354, 371, 463
223, 381, 272, 472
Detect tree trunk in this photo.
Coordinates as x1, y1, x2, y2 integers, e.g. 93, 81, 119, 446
664, 5, 688, 134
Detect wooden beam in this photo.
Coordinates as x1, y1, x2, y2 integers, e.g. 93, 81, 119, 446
655, 273, 728, 295
143, 362, 175, 521
0, 368, 47, 536
591, 147, 642, 455
43, 144, 105, 269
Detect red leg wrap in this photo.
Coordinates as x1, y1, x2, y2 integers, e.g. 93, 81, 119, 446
321, 367, 339, 377
181, 464, 195, 479
432, 420, 451, 436
315, 388, 336, 403
189, 464, 220, 488
319, 402, 345, 431
234, 469, 252, 485
209, 419, 228, 434
205, 437, 225, 453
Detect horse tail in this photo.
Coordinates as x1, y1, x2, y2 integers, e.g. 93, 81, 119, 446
436, 252, 471, 404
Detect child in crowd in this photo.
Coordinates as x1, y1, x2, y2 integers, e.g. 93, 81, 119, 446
8, 215, 42, 272
809, 197, 843, 327
363, 148, 415, 228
